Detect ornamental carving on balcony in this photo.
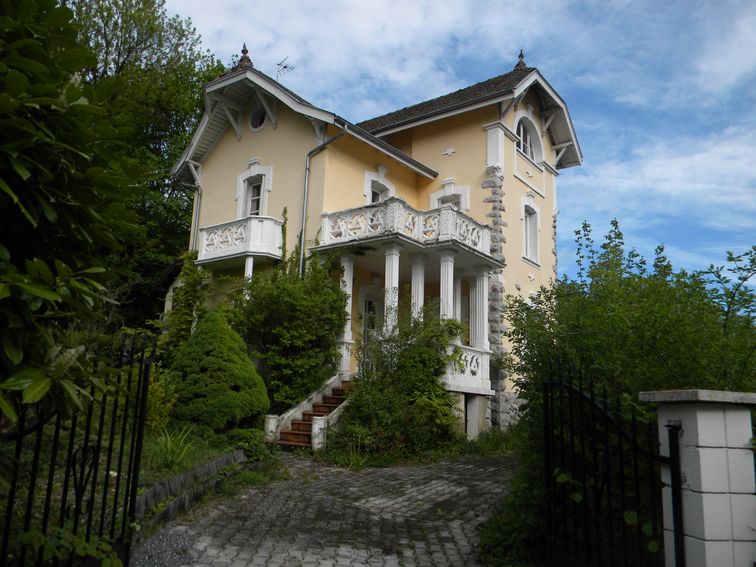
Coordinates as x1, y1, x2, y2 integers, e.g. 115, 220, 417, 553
204, 223, 246, 251
460, 351, 480, 377
455, 218, 481, 248
403, 212, 417, 236
330, 209, 385, 240
422, 214, 439, 239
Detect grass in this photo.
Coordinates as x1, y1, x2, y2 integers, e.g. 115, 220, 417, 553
139, 427, 233, 487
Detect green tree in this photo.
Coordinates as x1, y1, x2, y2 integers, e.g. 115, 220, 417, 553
64, 0, 224, 324
480, 221, 754, 566
229, 251, 348, 413
168, 309, 269, 432
0, 0, 132, 419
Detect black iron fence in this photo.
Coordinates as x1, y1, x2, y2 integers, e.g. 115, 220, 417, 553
0, 332, 154, 566
543, 370, 684, 567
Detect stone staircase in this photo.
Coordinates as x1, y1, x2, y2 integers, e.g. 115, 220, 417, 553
276, 382, 349, 449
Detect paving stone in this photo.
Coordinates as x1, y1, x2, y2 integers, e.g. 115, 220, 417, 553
132, 453, 515, 567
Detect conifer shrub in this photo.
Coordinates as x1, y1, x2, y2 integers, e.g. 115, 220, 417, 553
168, 309, 269, 432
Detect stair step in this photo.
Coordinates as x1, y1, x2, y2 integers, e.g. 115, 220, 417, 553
302, 411, 328, 422
275, 439, 311, 450
322, 395, 345, 405
280, 430, 311, 443
312, 403, 340, 414
291, 420, 313, 432
331, 388, 346, 397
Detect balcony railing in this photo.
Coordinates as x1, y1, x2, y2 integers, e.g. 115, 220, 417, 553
320, 197, 492, 255
198, 216, 283, 263
442, 345, 493, 395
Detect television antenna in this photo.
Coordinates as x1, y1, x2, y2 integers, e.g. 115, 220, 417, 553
276, 56, 295, 81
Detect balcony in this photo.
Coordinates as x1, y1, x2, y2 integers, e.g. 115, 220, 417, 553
320, 197, 492, 256
197, 216, 283, 264
443, 345, 493, 396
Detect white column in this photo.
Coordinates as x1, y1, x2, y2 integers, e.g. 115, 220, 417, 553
473, 268, 489, 349
469, 278, 478, 347
340, 256, 354, 342
411, 254, 425, 319
338, 255, 355, 375
244, 256, 254, 279
439, 251, 455, 319
453, 276, 462, 322
639, 390, 756, 567
384, 244, 401, 331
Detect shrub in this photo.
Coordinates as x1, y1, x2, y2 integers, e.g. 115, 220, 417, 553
228, 249, 347, 413
145, 363, 176, 431
158, 251, 208, 367
168, 309, 269, 432
226, 428, 271, 462
330, 303, 463, 460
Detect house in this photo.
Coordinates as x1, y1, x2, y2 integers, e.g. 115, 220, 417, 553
170, 46, 582, 439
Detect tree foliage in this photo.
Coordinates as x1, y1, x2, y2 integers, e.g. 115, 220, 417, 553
506, 221, 754, 394
168, 309, 269, 433
228, 250, 348, 413
0, 0, 132, 419
64, 0, 224, 324
157, 251, 208, 367
481, 221, 754, 566
331, 303, 463, 460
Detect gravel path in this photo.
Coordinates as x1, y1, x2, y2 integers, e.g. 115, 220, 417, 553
132, 452, 515, 567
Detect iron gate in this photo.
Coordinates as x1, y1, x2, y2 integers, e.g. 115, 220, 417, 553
0, 332, 154, 566
543, 371, 684, 567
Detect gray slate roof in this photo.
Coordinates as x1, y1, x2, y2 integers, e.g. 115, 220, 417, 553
356, 66, 535, 134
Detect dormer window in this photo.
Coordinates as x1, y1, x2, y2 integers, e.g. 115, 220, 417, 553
517, 120, 535, 160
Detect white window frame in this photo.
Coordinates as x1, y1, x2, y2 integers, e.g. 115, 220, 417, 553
429, 178, 470, 211
513, 106, 543, 164
235, 159, 273, 218
364, 165, 395, 205
521, 196, 541, 265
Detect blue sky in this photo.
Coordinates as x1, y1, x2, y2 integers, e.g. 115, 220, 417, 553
166, 0, 755, 278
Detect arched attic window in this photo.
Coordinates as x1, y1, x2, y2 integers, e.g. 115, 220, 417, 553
516, 118, 541, 162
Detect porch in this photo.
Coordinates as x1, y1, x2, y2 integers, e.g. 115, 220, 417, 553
314, 197, 501, 401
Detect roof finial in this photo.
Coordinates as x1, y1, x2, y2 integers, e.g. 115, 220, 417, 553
235, 43, 253, 70
514, 49, 526, 70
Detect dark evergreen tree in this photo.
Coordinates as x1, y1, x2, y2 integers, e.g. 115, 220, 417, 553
169, 309, 269, 432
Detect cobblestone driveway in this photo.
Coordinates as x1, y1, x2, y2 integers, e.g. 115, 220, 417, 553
132, 453, 515, 567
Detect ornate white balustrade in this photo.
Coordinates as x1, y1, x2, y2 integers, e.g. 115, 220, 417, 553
198, 216, 283, 263
442, 345, 493, 396
321, 198, 492, 255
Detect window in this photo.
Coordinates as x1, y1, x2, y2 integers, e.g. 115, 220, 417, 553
439, 194, 461, 209
246, 178, 262, 215
364, 165, 395, 204
517, 120, 535, 160
249, 106, 266, 131
523, 205, 538, 261
370, 180, 390, 203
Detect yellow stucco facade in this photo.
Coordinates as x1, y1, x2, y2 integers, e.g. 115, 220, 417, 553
173, 54, 581, 432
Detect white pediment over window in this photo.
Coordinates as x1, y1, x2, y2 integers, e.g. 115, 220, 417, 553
429, 178, 469, 211
235, 158, 273, 218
